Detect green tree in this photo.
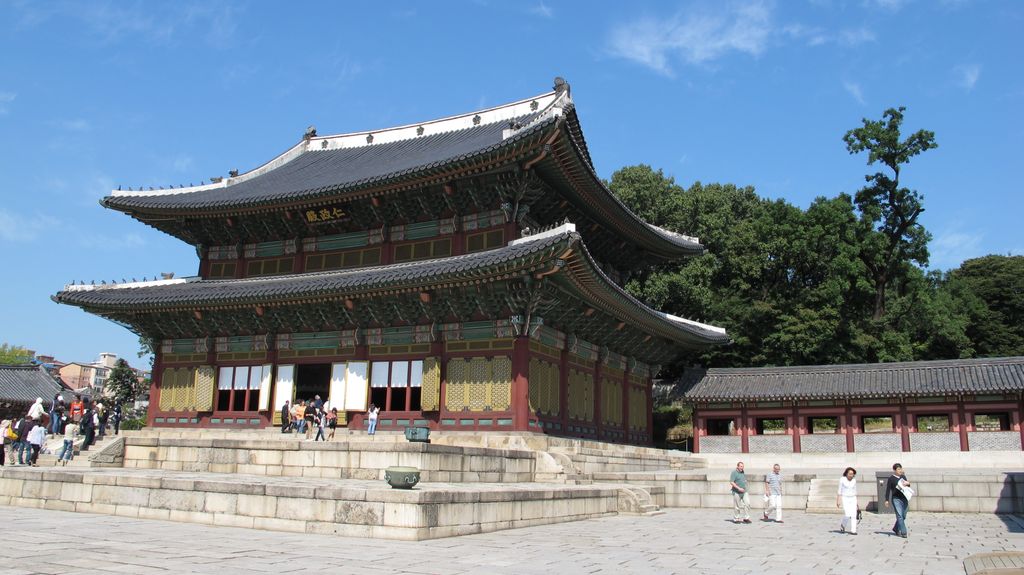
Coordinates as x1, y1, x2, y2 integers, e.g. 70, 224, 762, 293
0, 343, 33, 365
105, 358, 145, 406
843, 107, 938, 320
942, 255, 1024, 356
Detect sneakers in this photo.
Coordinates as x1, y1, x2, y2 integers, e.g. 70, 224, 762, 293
763, 512, 769, 520
742, 519, 752, 524
898, 532, 908, 538
840, 525, 845, 533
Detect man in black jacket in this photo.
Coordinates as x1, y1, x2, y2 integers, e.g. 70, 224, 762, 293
16, 416, 36, 465
884, 463, 912, 538
280, 401, 291, 433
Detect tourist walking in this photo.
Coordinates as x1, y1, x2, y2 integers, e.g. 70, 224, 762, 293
27, 422, 46, 466
15, 416, 36, 465
291, 400, 306, 434
314, 408, 326, 441
327, 408, 338, 440
367, 403, 379, 435
763, 463, 783, 523
280, 400, 291, 433
58, 421, 79, 466
27, 397, 45, 421
70, 395, 84, 423
0, 419, 11, 466
80, 407, 95, 450
303, 401, 317, 440
884, 463, 913, 538
730, 461, 751, 523
112, 404, 122, 435
837, 467, 858, 534
48, 394, 63, 435
97, 402, 108, 439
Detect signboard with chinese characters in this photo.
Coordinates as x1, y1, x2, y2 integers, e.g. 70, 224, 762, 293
304, 206, 348, 224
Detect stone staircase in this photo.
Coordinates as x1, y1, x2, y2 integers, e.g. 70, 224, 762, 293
36, 432, 120, 468
805, 478, 840, 513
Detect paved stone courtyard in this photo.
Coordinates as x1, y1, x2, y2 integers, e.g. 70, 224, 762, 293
1, 506, 1021, 574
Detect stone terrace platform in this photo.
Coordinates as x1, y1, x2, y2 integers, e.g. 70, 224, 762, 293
0, 466, 663, 540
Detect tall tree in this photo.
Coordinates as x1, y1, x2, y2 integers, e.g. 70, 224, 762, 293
843, 107, 937, 320
0, 343, 33, 365
105, 358, 145, 406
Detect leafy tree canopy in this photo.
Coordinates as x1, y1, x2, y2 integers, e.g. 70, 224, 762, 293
0, 343, 33, 365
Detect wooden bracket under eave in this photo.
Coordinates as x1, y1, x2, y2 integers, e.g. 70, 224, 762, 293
583, 307, 595, 316
193, 310, 203, 320
255, 306, 264, 317
419, 292, 431, 303
344, 299, 355, 310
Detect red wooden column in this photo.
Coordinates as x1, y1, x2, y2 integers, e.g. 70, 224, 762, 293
693, 410, 702, 453
148, 350, 163, 427
645, 380, 654, 444
899, 402, 911, 452
740, 404, 750, 453
845, 404, 855, 452
957, 397, 970, 451
621, 368, 630, 442
511, 336, 531, 431
1018, 393, 1024, 449
791, 404, 801, 453
593, 353, 604, 439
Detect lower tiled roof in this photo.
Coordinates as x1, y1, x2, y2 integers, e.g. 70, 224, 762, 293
0, 365, 67, 404
682, 357, 1024, 401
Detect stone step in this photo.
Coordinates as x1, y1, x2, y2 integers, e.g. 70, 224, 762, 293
0, 467, 630, 541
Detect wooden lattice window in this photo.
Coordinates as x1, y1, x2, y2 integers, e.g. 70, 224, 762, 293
465, 229, 504, 254
246, 257, 294, 277
208, 262, 237, 279
393, 238, 451, 263
305, 247, 381, 272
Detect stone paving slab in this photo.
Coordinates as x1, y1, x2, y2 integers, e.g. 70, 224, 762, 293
965, 552, 1024, 575
1, 506, 1021, 574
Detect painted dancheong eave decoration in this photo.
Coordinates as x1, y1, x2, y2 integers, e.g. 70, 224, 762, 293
54, 78, 728, 444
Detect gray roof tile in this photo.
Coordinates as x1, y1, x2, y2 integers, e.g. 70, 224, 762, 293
0, 365, 67, 404
681, 357, 1024, 401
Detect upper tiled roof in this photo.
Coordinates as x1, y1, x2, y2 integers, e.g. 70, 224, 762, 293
0, 365, 67, 404
99, 81, 705, 259
682, 357, 1024, 401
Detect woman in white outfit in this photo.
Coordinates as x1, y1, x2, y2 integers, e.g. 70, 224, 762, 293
836, 467, 858, 534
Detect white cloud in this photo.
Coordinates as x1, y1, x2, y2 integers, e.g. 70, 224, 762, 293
78, 232, 146, 251
529, 1, 554, 18
930, 230, 983, 269
843, 80, 866, 104
839, 27, 876, 46
0, 91, 15, 115
172, 155, 194, 172
955, 64, 981, 91
865, 0, 913, 11
0, 209, 61, 242
608, 1, 773, 76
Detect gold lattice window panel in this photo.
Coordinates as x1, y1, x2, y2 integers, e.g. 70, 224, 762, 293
421, 357, 441, 411
630, 386, 648, 430
446, 359, 467, 411
445, 356, 511, 412
529, 358, 560, 416
567, 369, 594, 422
602, 378, 623, 426
158, 367, 203, 412
194, 366, 216, 412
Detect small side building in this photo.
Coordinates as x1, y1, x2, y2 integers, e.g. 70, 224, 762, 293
682, 357, 1024, 454
0, 365, 71, 421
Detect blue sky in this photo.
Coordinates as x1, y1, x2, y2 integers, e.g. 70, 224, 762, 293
1, 0, 1021, 366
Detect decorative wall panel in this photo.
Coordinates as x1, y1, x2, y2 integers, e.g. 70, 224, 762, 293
445, 356, 512, 412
